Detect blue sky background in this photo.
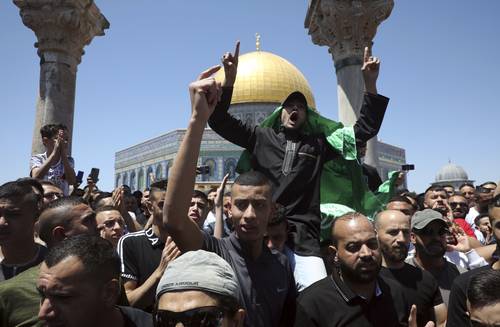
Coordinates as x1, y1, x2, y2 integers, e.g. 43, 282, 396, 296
1, 1, 499, 193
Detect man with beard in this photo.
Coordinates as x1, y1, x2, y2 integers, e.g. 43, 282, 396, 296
376, 210, 447, 327
458, 183, 476, 208
448, 194, 476, 238
466, 181, 497, 228
406, 209, 465, 306
447, 194, 500, 326
295, 212, 410, 326
423, 186, 449, 217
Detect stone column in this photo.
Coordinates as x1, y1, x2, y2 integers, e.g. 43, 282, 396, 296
14, 0, 109, 155
305, 0, 393, 167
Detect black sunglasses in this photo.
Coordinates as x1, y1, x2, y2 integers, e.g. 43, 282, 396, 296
449, 202, 468, 209
154, 306, 224, 327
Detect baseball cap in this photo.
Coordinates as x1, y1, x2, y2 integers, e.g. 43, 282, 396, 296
156, 250, 239, 301
411, 209, 447, 230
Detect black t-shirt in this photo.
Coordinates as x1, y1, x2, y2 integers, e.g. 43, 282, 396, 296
447, 265, 492, 326
380, 264, 443, 327
117, 228, 164, 311
118, 305, 152, 327
295, 271, 410, 327
203, 232, 296, 327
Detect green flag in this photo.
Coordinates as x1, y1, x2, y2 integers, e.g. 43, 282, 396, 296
236, 105, 399, 242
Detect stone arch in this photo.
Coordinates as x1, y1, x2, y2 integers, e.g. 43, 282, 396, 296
129, 171, 136, 192
146, 166, 154, 188
138, 169, 145, 191
224, 158, 237, 180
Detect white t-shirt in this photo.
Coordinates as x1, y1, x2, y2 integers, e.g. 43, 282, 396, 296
30, 152, 74, 196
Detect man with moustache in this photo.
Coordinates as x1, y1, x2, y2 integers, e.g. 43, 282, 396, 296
405, 209, 465, 306
375, 210, 447, 327
295, 212, 409, 326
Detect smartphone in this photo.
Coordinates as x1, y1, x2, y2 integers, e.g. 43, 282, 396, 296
401, 164, 415, 171
196, 165, 210, 175
89, 168, 100, 183
76, 171, 84, 184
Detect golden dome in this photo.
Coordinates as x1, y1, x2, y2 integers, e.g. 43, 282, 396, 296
215, 51, 316, 108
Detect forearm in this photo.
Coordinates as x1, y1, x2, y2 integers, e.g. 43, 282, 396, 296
121, 210, 139, 233
62, 157, 76, 185
163, 117, 205, 251
353, 93, 389, 144
213, 205, 224, 239
31, 155, 57, 179
124, 272, 161, 308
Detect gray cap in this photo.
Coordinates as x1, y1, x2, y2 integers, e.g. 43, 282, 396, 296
156, 250, 239, 301
411, 209, 447, 230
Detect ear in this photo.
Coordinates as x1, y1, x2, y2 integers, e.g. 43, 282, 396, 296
52, 226, 66, 244
410, 232, 417, 244
232, 309, 246, 327
101, 279, 120, 307
328, 245, 338, 262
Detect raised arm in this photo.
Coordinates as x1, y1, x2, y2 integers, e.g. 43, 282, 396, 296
353, 46, 389, 145
208, 41, 257, 151
163, 66, 222, 252
214, 173, 229, 239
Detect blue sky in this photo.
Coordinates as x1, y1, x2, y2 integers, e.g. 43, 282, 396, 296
1, 1, 499, 193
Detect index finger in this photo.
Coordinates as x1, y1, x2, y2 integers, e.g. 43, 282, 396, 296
363, 46, 371, 62
234, 41, 240, 59
197, 65, 221, 81
222, 173, 230, 186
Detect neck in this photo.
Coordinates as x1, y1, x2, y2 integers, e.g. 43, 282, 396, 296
414, 251, 445, 270
1, 240, 38, 265
381, 256, 405, 269
340, 270, 376, 301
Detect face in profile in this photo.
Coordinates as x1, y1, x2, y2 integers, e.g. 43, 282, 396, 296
230, 183, 272, 242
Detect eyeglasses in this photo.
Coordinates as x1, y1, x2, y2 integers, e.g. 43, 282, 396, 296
98, 219, 124, 230
449, 202, 468, 209
477, 186, 495, 194
154, 306, 224, 327
417, 226, 450, 237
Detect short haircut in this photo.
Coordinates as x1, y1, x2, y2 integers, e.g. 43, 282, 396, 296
234, 171, 271, 188
480, 181, 497, 188
0, 180, 40, 209
150, 180, 168, 198
92, 192, 113, 209
207, 187, 218, 195
192, 190, 208, 203
330, 212, 363, 247
40, 123, 67, 139
95, 205, 120, 215
268, 203, 287, 227
387, 195, 413, 205
39, 180, 58, 187
459, 183, 474, 190
442, 184, 454, 189
467, 269, 500, 310
44, 234, 120, 284
224, 191, 232, 198
474, 213, 490, 227
424, 185, 447, 195
39, 197, 88, 245
489, 194, 500, 210
16, 177, 44, 197
132, 190, 143, 198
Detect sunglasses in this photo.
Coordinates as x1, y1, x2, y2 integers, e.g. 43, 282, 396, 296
98, 219, 124, 230
154, 306, 225, 327
449, 202, 468, 209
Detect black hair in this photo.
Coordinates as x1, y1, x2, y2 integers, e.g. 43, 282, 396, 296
192, 190, 208, 203
132, 190, 143, 198
16, 177, 44, 197
92, 192, 113, 209
44, 234, 120, 284
467, 269, 500, 310
441, 184, 454, 189
40, 123, 67, 139
416, 193, 426, 211
474, 213, 490, 227
489, 194, 500, 210
0, 180, 40, 209
268, 203, 287, 227
207, 187, 218, 195
234, 171, 271, 188
459, 183, 475, 190
424, 185, 446, 195
224, 191, 232, 198
95, 205, 119, 215
480, 181, 497, 188
150, 180, 168, 192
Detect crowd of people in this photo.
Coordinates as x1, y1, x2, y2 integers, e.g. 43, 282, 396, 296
1, 42, 499, 327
